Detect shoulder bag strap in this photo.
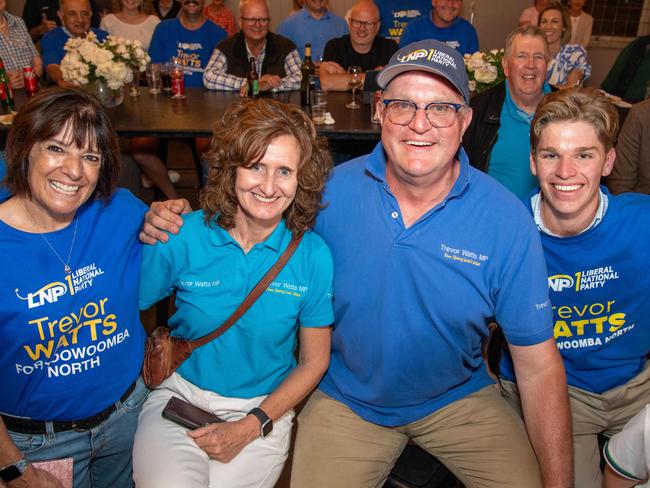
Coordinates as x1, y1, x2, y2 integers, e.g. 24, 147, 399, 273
188, 232, 304, 350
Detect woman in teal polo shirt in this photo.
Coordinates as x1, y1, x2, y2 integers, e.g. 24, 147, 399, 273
134, 98, 334, 488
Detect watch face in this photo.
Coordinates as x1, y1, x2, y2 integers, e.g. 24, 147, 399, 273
0, 465, 23, 483
261, 418, 273, 437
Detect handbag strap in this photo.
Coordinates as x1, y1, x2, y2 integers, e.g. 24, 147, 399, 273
188, 233, 304, 350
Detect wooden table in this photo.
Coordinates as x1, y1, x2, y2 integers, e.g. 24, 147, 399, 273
109, 88, 381, 140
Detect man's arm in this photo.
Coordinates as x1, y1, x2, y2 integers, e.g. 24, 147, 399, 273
202, 48, 244, 91
276, 49, 302, 91
139, 199, 192, 244
0, 419, 62, 487
510, 339, 573, 488
45, 64, 77, 88
319, 61, 353, 91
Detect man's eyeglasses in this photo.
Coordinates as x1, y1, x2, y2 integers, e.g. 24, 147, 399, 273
241, 17, 270, 26
349, 19, 379, 29
382, 99, 465, 127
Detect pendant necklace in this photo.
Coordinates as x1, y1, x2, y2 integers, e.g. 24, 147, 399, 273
38, 216, 79, 275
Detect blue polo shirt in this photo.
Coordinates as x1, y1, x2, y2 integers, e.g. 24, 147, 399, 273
277, 7, 348, 61
316, 143, 553, 426
399, 9, 478, 55
140, 212, 334, 398
487, 82, 551, 198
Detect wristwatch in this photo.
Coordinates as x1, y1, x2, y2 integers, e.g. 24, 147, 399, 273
248, 407, 273, 438
0, 456, 29, 483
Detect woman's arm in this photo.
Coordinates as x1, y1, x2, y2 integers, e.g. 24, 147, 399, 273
188, 325, 331, 462
0, 419, 62, 488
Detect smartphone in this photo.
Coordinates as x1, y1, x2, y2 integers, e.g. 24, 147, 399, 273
161, 396, 224, 430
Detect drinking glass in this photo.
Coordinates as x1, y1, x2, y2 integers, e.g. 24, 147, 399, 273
128, 68, 141, 97
170, 57, 185, 100
310, 90, 327, 124
146, 63, 162, 94
346, 66, 362, 109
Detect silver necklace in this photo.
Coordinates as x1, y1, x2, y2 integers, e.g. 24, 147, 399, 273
38, 216, 79, 274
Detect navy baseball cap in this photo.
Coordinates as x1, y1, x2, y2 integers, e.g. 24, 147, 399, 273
376, 39, 470, 105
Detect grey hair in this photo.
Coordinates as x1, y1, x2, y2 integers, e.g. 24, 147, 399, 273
504, 25, 548, 59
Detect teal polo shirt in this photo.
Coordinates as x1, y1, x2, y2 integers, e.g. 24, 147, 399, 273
487, 82, 551, 198
140, 211, 334, 398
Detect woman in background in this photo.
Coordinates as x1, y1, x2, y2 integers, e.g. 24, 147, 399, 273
539, 2, 591, 89
568, 0, 593, 48
100, 0, 160, 51
203, 0, 237, 36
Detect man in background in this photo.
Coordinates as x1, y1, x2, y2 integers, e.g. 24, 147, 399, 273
463, 25, 550, 198
203, 0, 301, 94
277, 0, 347, 61
320, 0, 397, 91
399, 0, 478, 55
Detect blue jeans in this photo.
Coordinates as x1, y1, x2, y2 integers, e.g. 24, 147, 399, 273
8, 376, 149, 488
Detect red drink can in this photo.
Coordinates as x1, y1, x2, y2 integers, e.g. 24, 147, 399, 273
23, 66, 39, 96
171, 76, 184, 98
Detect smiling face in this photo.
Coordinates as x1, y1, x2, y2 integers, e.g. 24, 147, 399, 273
432, 0, 462, 27
234, 134, 300, 231
26, 122, 101, 227
181, 0, 203, 16
378, 71, 472, 188
303, 0, 326, 16
539, 8, 564, 45
58, 0, 92, 37
240, 0, 270, 44
503, 34, 547, 102
532, 120, 615, 236
120, 0, 143, 12
348, 2, 380, 53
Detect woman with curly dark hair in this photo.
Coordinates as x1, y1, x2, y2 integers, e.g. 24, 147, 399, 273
134, 97, 334, 488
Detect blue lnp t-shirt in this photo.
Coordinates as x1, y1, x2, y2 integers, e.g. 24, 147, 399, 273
501, 188, 650, 394
316, 143, 552, 427
399, 9, 479, 55
0, 190, 147, 420
277, 7, 348, 61
41, 27, 108, 67
139, 212, 334, 398
148, 18, 226, 87
374, 0, 431, 43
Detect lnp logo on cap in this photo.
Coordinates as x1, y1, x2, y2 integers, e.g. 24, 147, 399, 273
396, 49, 457, 69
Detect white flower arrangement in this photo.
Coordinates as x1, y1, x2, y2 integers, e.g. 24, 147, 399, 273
61, 33, 150, 90
464, 48, 505, 95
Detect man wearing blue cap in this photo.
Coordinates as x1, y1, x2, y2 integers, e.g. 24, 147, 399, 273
290, 39, 572, 487
139, 39, 573, 488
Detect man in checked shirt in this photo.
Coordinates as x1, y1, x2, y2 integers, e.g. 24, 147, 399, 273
202, 0, 301, 95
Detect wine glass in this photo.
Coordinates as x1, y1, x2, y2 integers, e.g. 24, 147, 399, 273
346, 66, 363, 109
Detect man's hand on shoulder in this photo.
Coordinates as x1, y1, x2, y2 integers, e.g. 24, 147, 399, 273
139, 199, 192, 245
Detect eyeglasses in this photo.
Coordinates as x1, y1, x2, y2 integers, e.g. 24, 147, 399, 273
349, 18, 379, 29
240, 17, 270, 26
382, 99, 465, 127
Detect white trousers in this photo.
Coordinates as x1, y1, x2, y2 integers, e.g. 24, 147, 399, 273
133, 373, 294, 488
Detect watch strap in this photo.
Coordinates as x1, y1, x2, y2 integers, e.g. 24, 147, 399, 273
0, 456, 29, 482
248, 407, 273, 438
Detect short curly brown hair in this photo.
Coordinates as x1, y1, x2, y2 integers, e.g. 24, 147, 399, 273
200, 98, 332, 235
5, 87, 120, 201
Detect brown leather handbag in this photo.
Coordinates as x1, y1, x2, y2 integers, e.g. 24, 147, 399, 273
142, 234, 303, 388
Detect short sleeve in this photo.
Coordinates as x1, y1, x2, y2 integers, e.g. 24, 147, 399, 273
139, 233, 178, 310
604, 405, 649, 482
494, 221, 554, 346
298, 235, 334, 328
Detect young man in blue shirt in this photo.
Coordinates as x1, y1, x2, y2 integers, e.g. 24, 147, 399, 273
499, 88, 650, 488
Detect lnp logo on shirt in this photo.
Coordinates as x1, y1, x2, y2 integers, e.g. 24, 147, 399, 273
548, 265, 619, 293
15, 263, 105, 309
